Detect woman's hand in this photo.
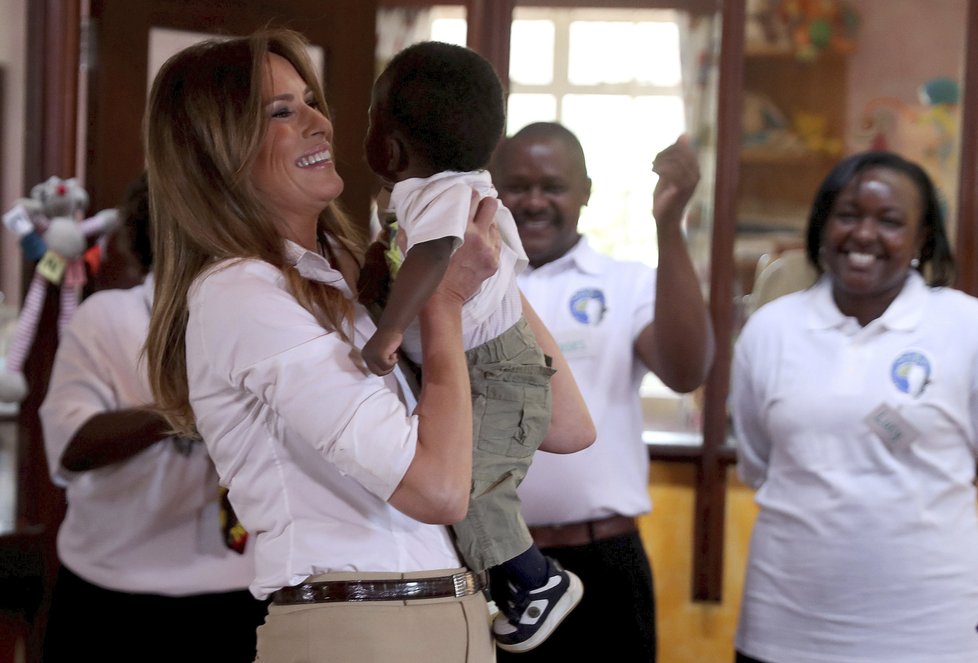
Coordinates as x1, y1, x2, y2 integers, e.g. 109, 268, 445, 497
437, 191, 501, 304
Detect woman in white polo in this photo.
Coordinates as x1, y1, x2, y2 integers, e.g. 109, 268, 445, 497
732, 151, 978, 663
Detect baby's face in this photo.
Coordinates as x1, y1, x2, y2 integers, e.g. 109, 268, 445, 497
364, 73, 395, 182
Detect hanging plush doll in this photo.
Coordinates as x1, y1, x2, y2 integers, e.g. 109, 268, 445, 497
0, 176, 118, 403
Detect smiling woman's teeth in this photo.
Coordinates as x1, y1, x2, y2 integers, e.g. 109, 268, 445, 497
297, 150, 331, 168
848, 252, 875, 267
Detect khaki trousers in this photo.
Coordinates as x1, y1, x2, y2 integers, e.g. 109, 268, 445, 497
256, 570, 495, 663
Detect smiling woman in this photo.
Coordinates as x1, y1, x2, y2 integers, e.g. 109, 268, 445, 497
730, 151, 977, 663
140, 28, 507, 662
803, 151, 955, 325
251, 53, 344, 249
818, 167, 924, 323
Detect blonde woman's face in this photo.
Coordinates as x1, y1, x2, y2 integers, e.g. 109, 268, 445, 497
251, 53, 343, 238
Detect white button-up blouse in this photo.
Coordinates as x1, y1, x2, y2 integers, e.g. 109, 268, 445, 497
185, 242, 461, 599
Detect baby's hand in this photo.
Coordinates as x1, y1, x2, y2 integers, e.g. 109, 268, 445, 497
361, 327, 403, 376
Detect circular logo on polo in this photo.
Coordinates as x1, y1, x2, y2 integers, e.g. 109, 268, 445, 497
890, 350, 932, 398
569, 288, 606, 325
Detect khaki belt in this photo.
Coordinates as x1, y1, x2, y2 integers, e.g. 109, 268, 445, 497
271, 570, 487, 605
529, 514, 638, 549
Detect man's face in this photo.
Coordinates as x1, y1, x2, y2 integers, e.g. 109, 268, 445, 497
493, 135, 591, 267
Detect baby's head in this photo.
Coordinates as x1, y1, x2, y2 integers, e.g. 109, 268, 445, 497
365, 41, 505, 183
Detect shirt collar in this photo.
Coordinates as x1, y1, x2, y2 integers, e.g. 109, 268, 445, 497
528, 236, 602, 276
807, 269, 928, 332
141, 272, 154, 309
283, 238, 352, 297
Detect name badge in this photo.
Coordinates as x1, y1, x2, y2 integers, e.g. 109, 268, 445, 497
37, 250, 67, 284
864, 403, 919, 450
555, 330, 595, 360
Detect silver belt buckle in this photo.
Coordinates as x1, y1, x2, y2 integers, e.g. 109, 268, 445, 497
452, 571, 472, 597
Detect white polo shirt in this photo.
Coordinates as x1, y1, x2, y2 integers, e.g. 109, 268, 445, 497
186, 243, 460, 599
40, 277, 257, 596
731, 271, 978, 663
391, 170, 527, 361
516, 237, 656, 526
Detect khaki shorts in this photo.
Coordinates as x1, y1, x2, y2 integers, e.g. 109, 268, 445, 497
453, 318, 554, 571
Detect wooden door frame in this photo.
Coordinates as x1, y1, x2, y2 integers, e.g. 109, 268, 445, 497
1, 8, 82, 662
955, 0, 978, 295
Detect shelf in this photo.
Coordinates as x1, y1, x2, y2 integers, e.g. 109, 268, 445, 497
740, 147, 837, 165
745, 43, 796, 58
737, 199, 810, 228
745, 44, 849, 61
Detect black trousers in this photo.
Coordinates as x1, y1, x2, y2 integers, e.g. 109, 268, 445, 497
42, 565, 269, 662
496, 530, 656, 662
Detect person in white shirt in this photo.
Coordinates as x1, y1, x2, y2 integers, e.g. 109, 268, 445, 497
142, 30, 591, 663
491, 122, 714, 662
731, 151, 978, 663
39, 175, 266, 662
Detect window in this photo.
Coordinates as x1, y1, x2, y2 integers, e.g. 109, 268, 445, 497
380, 5, 703, 445
507, 8, 686, 268
508, 8, 701, 445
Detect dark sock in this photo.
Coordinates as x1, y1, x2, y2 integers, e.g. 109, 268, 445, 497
497, 545, 549, 591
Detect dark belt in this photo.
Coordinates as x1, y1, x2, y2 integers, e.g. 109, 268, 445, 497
271, 570, 487, 605
529, 514, 638, 549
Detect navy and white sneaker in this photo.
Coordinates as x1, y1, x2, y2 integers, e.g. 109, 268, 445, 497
492, 558, 584, 653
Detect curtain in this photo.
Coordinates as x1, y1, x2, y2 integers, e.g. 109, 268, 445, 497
676, 9, 721, 285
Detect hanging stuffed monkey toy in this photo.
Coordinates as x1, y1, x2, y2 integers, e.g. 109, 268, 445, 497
0, 176, 118, 403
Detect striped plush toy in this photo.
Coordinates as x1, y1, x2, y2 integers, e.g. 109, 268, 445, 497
0, 176, 118, 403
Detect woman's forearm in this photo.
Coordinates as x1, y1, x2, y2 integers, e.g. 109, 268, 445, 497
387, 291, 472, 524
521, 293, 595, 454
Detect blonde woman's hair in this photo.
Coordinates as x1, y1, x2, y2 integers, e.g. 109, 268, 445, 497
144, 29, 365, 437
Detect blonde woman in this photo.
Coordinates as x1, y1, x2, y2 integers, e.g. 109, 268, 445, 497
144, 29, 589, 662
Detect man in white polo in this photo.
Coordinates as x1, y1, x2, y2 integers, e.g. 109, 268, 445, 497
491, 122, 713, 662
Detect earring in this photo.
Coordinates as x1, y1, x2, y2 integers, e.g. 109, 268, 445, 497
910, 256, 920, 268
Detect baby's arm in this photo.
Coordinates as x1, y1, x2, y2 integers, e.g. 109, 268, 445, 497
361, 236, 456, 375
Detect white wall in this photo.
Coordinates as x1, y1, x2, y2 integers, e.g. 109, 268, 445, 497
0, 0, 27, 309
